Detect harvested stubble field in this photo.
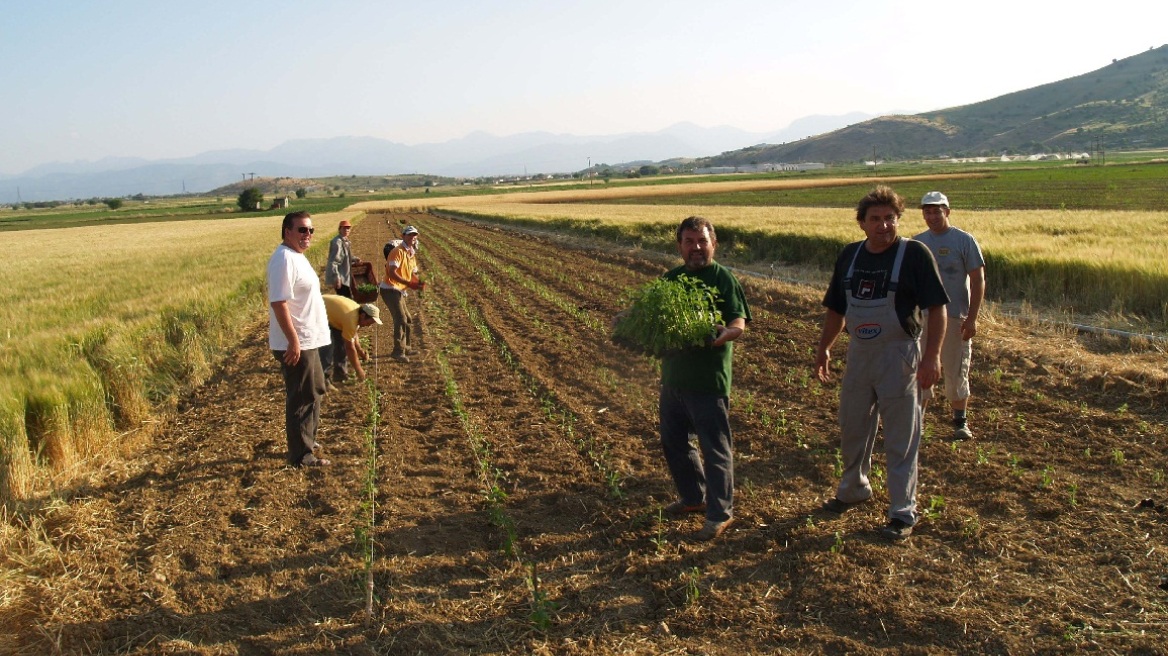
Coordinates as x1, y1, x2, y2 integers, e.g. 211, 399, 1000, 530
3, 212, 1167, 654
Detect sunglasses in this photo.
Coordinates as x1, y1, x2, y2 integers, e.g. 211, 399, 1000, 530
296, 226, 315, 234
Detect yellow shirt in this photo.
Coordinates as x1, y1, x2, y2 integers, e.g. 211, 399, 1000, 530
323, 294, 361, 341
385, 246, 418, 292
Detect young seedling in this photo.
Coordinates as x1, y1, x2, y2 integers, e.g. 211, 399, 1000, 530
651, 508, 668, 554
1111, 449, 1125, 466
1039, 465, 1055, 490
526, 563, 557, 632
830, 531, 845, 554
683, 567, 701, 606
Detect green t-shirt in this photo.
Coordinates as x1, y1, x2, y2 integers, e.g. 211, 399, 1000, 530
660, 261, 751, 396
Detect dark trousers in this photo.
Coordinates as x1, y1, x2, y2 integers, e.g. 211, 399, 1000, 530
272, 348, 325, 466
659, 385, 734, 522
319, 327, 350, 381
337, 284, 352, 299
380, 287, 412, 355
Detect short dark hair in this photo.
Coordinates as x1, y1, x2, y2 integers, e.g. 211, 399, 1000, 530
676, 215, 716, 243
855, 186, 904, 223
281, 211, 312, 236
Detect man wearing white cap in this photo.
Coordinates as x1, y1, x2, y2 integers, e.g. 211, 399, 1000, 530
914, 191, 986, 441
321, 294, 383, 385
380, 225, 424, 362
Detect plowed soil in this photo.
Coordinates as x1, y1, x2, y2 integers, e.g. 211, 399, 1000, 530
6, 212, 1167, 655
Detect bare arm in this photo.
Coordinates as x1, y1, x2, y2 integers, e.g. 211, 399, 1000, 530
710, 317, 746, 347
962, 267, 986, 341
919, 306, 946, 388
271, 301, 301, 365
815, 309, 846, 383
345, 338, 366, 380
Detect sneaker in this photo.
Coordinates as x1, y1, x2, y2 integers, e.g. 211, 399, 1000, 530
404, 349, 420, 356
326, 382, 339, 394
953, 424, 973, 440
664, 500, 707, 517
821, 496, 868, 514
880, 518, 913, 540
695, 517, 734, 541
391, 353, 410, 363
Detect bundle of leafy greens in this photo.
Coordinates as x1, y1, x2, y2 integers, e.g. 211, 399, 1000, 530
613, 276, 723, 357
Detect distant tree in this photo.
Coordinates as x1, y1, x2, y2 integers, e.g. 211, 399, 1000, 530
638, 165, 659, 176
295, 187, 307, 199
104, 198, 123, 210
237, 187, 263, 211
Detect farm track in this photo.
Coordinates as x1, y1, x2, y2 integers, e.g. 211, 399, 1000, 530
7, 211, 1167, 654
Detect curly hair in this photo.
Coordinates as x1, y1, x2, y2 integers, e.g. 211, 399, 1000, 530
676, 215, 716, 242
854, 186, 904, 223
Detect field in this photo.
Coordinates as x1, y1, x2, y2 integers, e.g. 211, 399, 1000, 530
3, 211, 1166, 654
353, 173, 1168, 322
0, 211, 360, 499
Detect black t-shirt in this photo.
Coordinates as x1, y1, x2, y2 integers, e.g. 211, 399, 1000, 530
822, 237, 949, 338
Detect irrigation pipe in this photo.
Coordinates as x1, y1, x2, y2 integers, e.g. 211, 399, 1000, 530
430, 209, 1167, 345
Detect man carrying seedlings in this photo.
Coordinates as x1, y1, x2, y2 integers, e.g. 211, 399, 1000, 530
814, 186, 949, 539
914, 191, 986, 441
321, 294, 382, 387
268, 211, 331, 468
380, 224, 423, 362
325, 218, 361, 298
654, 216, 751, 541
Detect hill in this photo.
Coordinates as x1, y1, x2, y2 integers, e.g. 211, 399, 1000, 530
705, 44, 1168, 165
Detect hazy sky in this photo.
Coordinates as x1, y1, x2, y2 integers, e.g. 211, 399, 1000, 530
2, 0, 1164, 174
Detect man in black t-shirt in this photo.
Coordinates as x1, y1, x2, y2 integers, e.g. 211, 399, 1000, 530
814, 186, 949, 540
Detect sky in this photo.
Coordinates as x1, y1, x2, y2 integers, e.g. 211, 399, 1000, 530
1, 0, 1164, 175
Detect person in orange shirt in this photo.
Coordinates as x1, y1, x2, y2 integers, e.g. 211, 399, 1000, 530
379, 225, 424, 362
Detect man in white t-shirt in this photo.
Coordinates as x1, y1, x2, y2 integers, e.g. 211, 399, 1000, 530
268, 211, 332, 467
914, 192, 986, 441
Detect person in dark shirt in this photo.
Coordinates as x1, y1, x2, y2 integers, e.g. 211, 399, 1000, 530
629, 216, 752, 541
814, 186, 949, 540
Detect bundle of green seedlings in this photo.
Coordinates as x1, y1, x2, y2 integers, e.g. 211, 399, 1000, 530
356, 282, 379, 294
612, 276, 723, 357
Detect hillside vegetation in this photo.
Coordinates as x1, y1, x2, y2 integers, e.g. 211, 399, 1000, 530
708, 44, 1168, 164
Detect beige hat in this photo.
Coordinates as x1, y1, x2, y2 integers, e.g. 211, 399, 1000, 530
359, 304, 383, 324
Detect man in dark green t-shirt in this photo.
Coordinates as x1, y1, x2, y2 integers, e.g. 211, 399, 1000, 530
656, 216, 751, 541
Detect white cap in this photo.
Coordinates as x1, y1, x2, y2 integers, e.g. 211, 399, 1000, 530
921, 191, 949, 207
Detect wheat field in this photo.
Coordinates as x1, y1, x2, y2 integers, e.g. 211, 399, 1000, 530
0, 211, 360, 501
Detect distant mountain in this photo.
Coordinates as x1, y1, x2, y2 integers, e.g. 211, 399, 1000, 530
0, 116, 873, 203
704, 45, 1168, 166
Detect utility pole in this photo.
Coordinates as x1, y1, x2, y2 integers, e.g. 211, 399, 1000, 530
872, 146, 878, 174
587, 157, 592, 187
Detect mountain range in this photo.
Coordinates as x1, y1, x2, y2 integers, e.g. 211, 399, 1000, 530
0, 114, 876, 204
8, 43, 1168, 204
703, 44, 1168, 166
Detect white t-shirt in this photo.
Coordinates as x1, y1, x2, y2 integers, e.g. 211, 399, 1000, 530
267, 244, 330, 351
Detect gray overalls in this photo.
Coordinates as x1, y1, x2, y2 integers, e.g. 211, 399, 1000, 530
835, 239, 921, 526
